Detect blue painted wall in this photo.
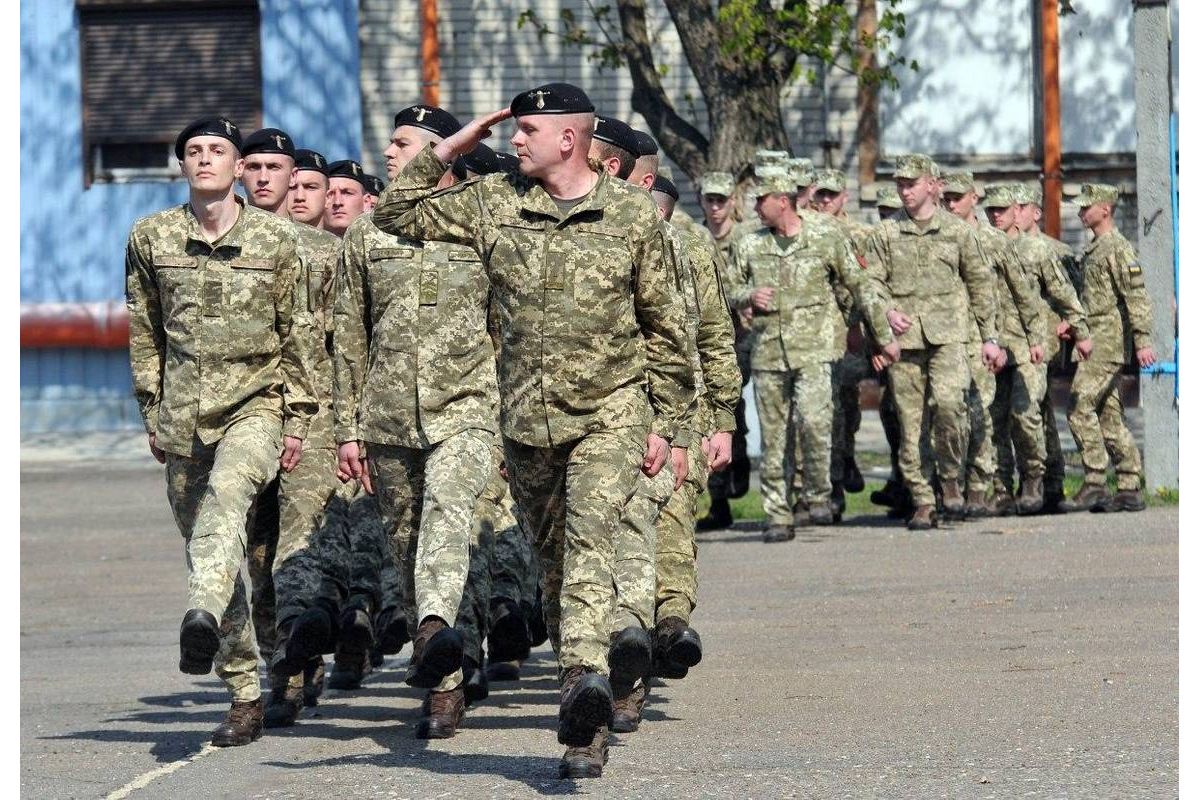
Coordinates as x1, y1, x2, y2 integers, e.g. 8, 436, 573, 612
21, 0, 362, 433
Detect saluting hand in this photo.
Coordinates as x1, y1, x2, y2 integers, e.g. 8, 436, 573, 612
433, 108, 513, 165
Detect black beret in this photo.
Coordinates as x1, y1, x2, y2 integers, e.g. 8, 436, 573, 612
363, 175, 386, 196
592, 116, 639, 157
631, 130, 659, 158
494, 152, 521, 174
174, 117, 241, 160
241, 128, 295, 158
651, 175, 678, 201
294, 149, 328, 175
453, 143, 502, 179
509, 82, 594, 116
393, 104, 463, 140
326, 159, 369, 188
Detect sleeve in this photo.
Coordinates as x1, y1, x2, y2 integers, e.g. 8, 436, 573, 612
860, 228, 898, 346
725, 237, 757, 310
831, 236, 891, 347
332, 232, 369, 444
689, 236, 740, 433
959, 227, 998, 342
124, 227, 164, 435
1038, 247, 1091, 340
275, 234, 319, 440
1113, 243, 1154, 351
995, 243, 1043, 350
372, 144, 487, 253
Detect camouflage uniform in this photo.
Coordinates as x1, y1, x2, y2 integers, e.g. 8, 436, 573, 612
334, 212, 499, 691
456, 447, 508, 665
1069, 215, 1152, 491
373, 146, 694, 677
861, 160, 998, 510
729, 172, 887, 525
126, 199, 318, 701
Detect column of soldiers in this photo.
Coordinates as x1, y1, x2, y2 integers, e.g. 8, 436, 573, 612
125, 81, 1155, 781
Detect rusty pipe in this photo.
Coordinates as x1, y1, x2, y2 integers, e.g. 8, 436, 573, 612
421, 0, 440, 107
21, 302, 130, 349
1041, 0, 1062, 237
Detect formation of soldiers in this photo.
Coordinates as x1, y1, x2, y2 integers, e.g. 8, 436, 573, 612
125, 80, 1155, 780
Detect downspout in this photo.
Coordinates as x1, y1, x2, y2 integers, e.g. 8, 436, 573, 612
1041, 0, 1062, 238
421, 0, 440, 106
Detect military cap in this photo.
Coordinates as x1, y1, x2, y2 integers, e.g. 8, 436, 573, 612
651, 174, 678, 201
875, 183, 902, 209
787, 157, 815, 187
1014, 181, 1043, 206
813, 168, 846, 193
931, 161, 943, 179
942, 170, 976, 194
1067, 182, 1120, 207
981, 182, 1018, 208
241, 128, 295, 158
750, 167, 795, 198
700, 171, 736, 197
294, 149, 328, 175
631, 129, 659, 157
363, 174, 386, 197
893, 153, 936, 180
174, 116, 241, 160
593, 116, 640, 156
327, 159, 369, 188
494, 152, 521, 174
509, 82, 594, 116
754, 149, 789, 171
453, 142, 499, 179
393, 104, 462, 140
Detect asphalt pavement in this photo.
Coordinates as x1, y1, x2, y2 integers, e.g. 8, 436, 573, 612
21, 456, 1176, 798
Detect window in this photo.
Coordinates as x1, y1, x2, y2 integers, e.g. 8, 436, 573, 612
78, 0, 262, 186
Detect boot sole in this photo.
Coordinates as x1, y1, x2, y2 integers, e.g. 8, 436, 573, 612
338, 612, 374, 654
415, 718, 461, 739
608, 632, 653, 698
272, 610, 333, 679
406, 629, 464, 689
487, 610, 532, 662
211, 726, 263, 747
485, 663, 522, 682
558, 678, 613, 746
666, 632, 703, 669
179, 616, 220, 675
378, 619, 410, 655
610, 712, 640, 733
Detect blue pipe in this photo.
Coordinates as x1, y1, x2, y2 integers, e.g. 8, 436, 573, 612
1162, 112, 1179, 396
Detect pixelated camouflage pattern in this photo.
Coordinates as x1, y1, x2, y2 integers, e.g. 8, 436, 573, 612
655, 438, 708, 624
456, 449, 508, 662
613, 460, 674, 632
1013, 231, 1090, 351
1076, 228, 1154, 364
345, 488, 388, 612
993, 362, 1048, 491
373, 145, 694, 447
963, 351, 997, 493
490, 518, 537, 609
753, 363, 834, 522
974, 223, 1043, 364
126, 199, 318, 455
1069, 360, 1142, 490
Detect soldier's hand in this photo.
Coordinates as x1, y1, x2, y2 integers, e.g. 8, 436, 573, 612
671, 447, 689, 490
642, 433, 670, 478
1029, 344, 1045, 365
1056, 320, 1073, 340
1136, 346, 1157, 368
749, 287, 775, 312
433, 108, 513, 164
705, 431, 733, 472
280, 435, 304, 472
982, 340, 1005, 373
337, 441, 372, 494
499, 460, 509, 482
886, 309, 912, 336
1075, 337, 1094, 361
147, 433, 166, 465
873, 341, 902, 371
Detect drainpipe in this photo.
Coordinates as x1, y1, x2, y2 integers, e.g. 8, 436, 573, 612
421, 0, 441, 106
1040, 0, 1062, 237
20, 302, 130, 349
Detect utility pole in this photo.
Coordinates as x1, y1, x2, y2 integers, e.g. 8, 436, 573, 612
1132, 0, 1177, 491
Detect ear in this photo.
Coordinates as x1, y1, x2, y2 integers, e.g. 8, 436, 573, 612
560, 126, 576, 154
233, 158, 245, 179
639, 172, 654, 191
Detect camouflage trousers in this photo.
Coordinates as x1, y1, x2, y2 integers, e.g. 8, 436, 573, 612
342, 486, 391, 616
491, 515, 537, 608
504, 427, 647, 677
455, 452, 510, 664
879, 377, 903, 483
831, 349, 869, 486
1041, 389, 1066, 495
613, 459, 674, 632
164, 414, 282, 702
889, 344, 969, 507
1068, 360, 1142, 490
753, 364, 834, 524
992, 362, 1048, 492
708, 334, 752, 502
369, 429, 493, 691
963, 352, 997, 494
656, 439, 708, 625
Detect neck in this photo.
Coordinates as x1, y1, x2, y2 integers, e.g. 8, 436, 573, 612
908, 199, 937, 222
189, 188, 241, 241
708, 217, 734, 239
1091, 216, 1115, 237
772, 210, 802, 237
255, 197, 289, 218
541, 160, 600, 200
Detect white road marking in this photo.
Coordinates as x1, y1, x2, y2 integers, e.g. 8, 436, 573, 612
104, 744, 217, 799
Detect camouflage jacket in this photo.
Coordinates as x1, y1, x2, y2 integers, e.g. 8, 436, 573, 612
332, 214, 499, 448
1040, 230, 1082, 293
125, 199, 318, 456
670, 220, 740, 436
373, 145, 694, 447
1013, 231, 1090, 350
709, 219, 760, 338
1077, 228, 1153, 364
973, 222, 1044, 364
862, 207, 998, 349
294, 222, 341, 450
832, 212, 874, 256
727, 220, 889, 370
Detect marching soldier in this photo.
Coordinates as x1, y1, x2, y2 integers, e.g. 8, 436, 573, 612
288, 149, 330, 228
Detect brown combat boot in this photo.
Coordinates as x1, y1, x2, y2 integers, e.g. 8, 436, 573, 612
405, 617, 464, 689
907, 505, 937, 531
558, 666, 613, 746
964, 489, 992, 519
941, 484, 966, 521
809, 502, 835, 526
263, 676, 303, 728
302, 656, 324, 707
610, 682, 648, 734
1060, 482, 1111, 513
1095, 488, 1146, 513
416, 686, 466, 739
558, 725, 610, 779
211, 698, 264, 747
762, 523, 794, 543
1016, 475, 1044, 515
992, 486, 1016, 516
327, 647, 371, 690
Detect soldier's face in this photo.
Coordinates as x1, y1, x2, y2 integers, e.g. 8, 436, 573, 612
1079, 202, 1110, 228
241, 153, 296, 211
896, 176, 933, 212
702, 193, 732, 226
985, 205, 1016, 230
942, 191, 976, 220
754, 193, 788, 226
795, 184, 815, 209
511, 114, 590, 178
289, 170, 328, 226
324, 178, 366, 235
364, 193, 378, 211
180, 136, 242, 193
1015, 203, 1038, 231
384, 125, 438, 180
812, 189, 846, 215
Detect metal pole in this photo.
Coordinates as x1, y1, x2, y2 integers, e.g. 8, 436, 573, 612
1132, 0, 1177, 490
1041, 0, 1062, 237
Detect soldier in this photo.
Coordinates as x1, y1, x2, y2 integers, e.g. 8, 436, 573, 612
323, 159, 369, 237
372, 84, 694, 779
335, 104, 498, 739
126, 117, 317, 746
288, 149, 329, 228
729, 168, 890, 541
1062, 183, 1154, 512
875, 183, 904, 221
787, 157, 816, 209
861, 154, 1004, 530
362, 174, 386, 211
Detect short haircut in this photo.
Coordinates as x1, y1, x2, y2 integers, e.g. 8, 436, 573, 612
593, 139, 635, 179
